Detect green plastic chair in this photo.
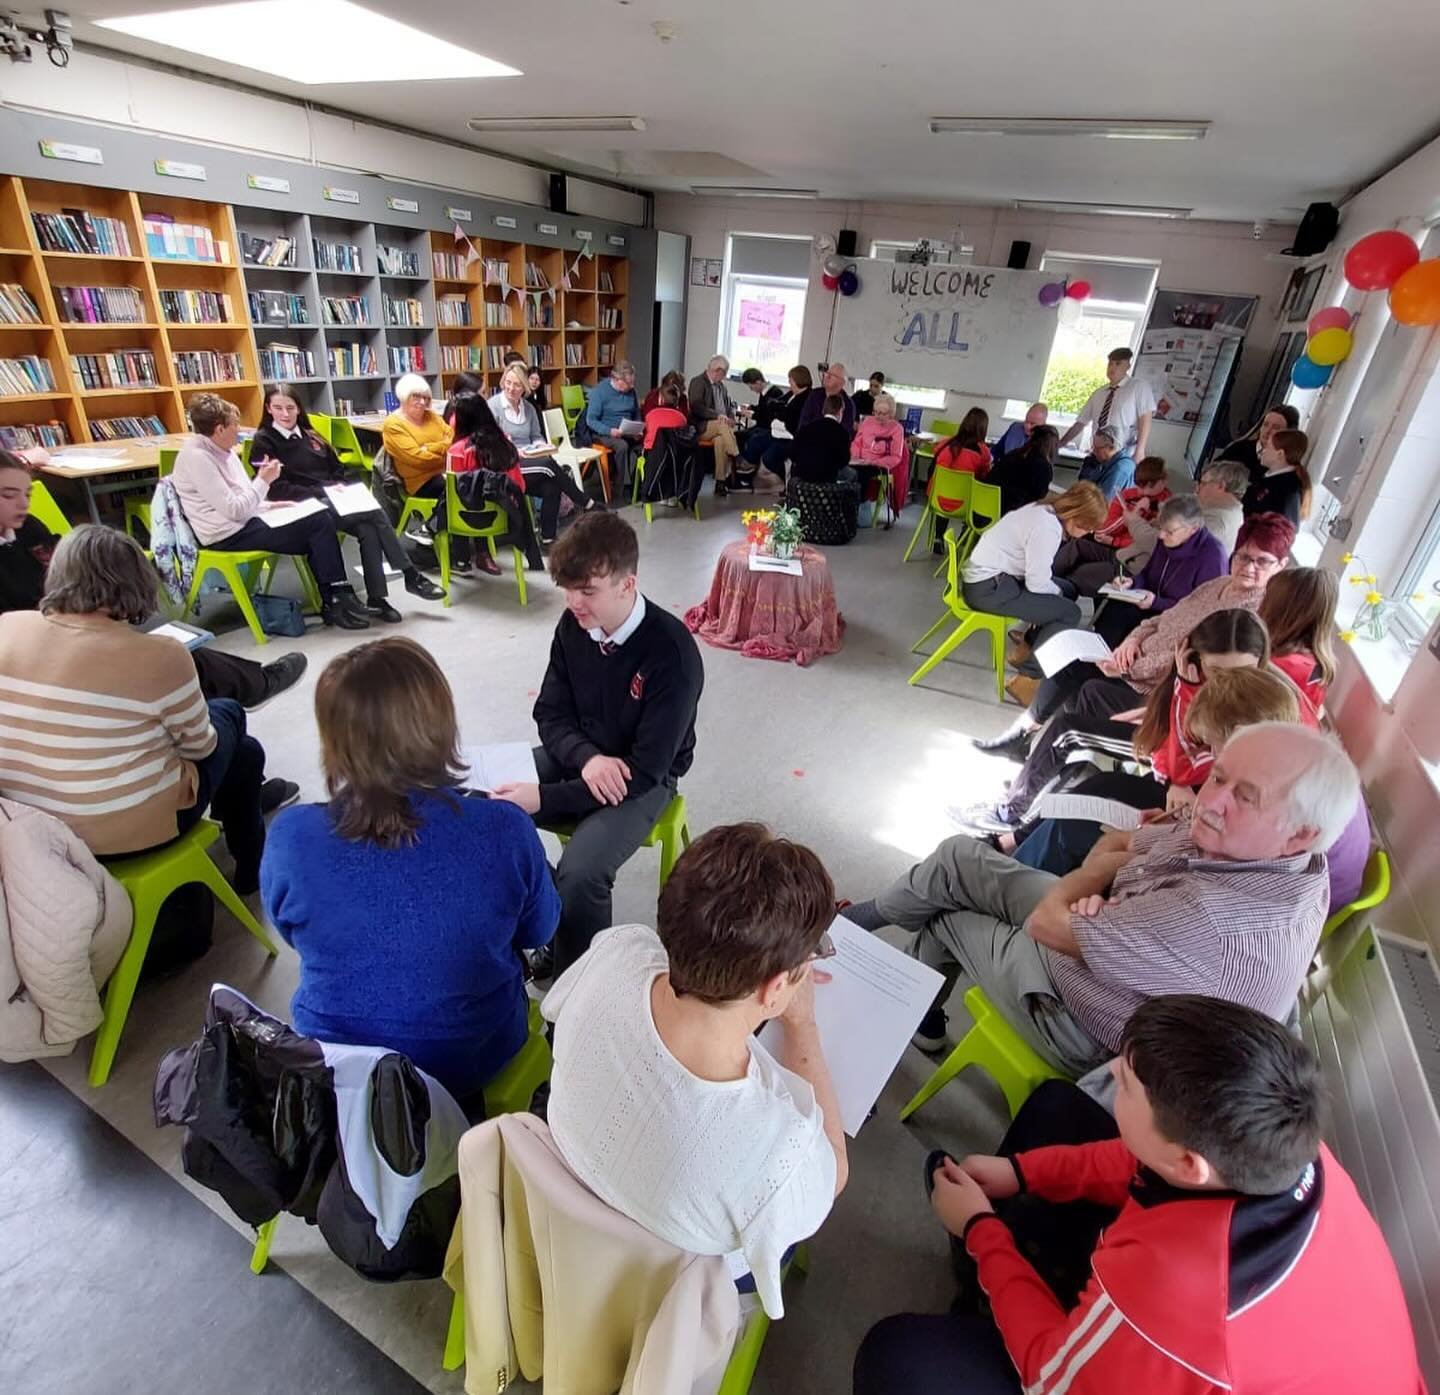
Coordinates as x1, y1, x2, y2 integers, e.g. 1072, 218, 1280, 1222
27, 478, 70, 536
91, 819, 279, 1087
903, 462, 973, 563
184, 547, 322, 647
900, 986, 1068, 1121
631, 452, 701, 525
327, 416, 373, 472
546, 793, 691, 889
957, 479, 1002, 566
1319, 848, 1391, 945
911, 418, 956, 489
395, 476, 528, 608
124, 446, 179, 545
306, 411, 334, 443
560, 383, 586, 434
908, 531, 1018, 701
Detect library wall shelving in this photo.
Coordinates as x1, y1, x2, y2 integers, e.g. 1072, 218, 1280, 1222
0, 170, 631, 447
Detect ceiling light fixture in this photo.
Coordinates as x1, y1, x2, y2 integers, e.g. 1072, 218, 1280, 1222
467, 115, 646, 133
97, 1, 521, 84
931, 118, 1209, 141
690, 186, 819, 199
1014, 199, 1192, 220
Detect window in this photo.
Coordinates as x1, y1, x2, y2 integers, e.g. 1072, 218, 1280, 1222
1395, 500, 1440, 643
1024, 253, 1159, 425
869, 239, 974, 264
719, 234, 809, 382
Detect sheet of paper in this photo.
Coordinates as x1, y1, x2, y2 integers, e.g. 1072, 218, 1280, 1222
618, 418, 645, 437
1033, 628, 1112, 677
461, 742, 539, 793
768, 422, 792, 441
146, 622, 206, 650
748, 553, 803, 576
758, 916, 944, 1136
519, 442, 554, 457
259, 497, 327, 527
1031, 791, 1145, 831
324, 482, 383, 517
51, 451, 128, 465
1097, 584, 1149, 606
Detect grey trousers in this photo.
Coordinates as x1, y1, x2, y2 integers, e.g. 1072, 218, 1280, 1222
961, 575, 1080, 652
874, 834, 1108, 1075
534, 747, 674, 975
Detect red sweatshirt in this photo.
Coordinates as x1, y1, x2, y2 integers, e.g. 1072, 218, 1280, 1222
966, 1138, 1424, 1395
1095, 484, 1171, 549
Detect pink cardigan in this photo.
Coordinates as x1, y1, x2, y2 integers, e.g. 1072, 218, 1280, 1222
850, 417, 910, 512
170, 433, 269, 545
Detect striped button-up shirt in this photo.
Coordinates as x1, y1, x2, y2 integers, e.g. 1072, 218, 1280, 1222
1044, 821, 1329, 1051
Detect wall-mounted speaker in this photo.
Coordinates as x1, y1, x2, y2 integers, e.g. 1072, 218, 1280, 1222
1006, 239, 1032, 270
1284, 202, 1338, 257
548, 174, 568, 215
836, 228, 858, 258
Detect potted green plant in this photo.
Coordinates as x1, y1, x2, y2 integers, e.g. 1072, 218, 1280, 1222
767, 505, 804, 561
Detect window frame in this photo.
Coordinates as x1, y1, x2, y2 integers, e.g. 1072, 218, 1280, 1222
717, 268, 808, 380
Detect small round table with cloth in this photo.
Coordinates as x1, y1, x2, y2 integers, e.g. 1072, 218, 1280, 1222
684, 541, 844, 666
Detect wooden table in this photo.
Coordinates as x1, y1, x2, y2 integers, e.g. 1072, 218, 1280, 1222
337, 411, 388, 432
42, 433, 193, 523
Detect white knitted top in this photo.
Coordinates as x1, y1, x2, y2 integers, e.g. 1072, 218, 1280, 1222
542, 925, 836, 1319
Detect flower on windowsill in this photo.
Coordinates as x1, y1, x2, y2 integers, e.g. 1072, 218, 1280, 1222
1341, 552, 1354, 563
1365, 589, 1384, 604
1339, 630, 1357, 643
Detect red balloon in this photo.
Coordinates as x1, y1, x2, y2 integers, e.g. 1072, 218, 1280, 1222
821, 272, 840, 291
1066, 280, 1092, 300
1307, 306, 1352, 336
1344, 230, 1420, 291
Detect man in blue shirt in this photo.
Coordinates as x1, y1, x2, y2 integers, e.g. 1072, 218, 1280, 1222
584, 360, 640, 494
1077, 425, 1135, 501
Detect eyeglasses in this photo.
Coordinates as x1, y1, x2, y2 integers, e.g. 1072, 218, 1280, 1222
1233, 550, 1280, 572
806, 931, 837, 965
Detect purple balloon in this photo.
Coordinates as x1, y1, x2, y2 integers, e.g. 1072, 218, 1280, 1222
838, 268, 859, 296
1038, 282, 1064, 307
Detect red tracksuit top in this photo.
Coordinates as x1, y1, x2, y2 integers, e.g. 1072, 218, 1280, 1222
966, 1137, 1425, 1395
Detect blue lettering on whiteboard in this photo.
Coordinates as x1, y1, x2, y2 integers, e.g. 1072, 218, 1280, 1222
898, 312, 928, 347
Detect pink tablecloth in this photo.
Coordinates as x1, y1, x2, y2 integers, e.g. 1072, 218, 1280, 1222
684, 541, 844, 666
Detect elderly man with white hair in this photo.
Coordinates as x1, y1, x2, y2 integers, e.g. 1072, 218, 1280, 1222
1076, 424, 1136, 502
844, 722, 1359, 1071
797, 360, 857, 436
992, 402, 1049, 460
687, 354, 741, 493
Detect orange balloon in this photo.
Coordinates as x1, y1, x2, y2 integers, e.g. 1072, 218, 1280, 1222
1388, 259, 1440, 326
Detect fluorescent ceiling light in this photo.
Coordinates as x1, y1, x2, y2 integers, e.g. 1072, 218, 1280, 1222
1015, 199, 1192, 220
690, 187, 819, 199
931, 118, 1208, 141
97, 1, 521, 84
467, 116, 646, 133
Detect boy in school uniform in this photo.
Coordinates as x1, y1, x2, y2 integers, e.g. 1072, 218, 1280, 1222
853, 995, 1424, 1395
495, 512, 704, 975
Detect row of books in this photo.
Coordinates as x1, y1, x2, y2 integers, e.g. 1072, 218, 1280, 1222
314, 239, 363, 273
91, 415, 166, 440
598, 307, 623, 329
598, 271, 616, 293
528, 344, 555, 368
31, 209, 133, 257
436, 295, 471, 326
433, 251, 468, 280
0, 356, 57, 396
485, 344, 514, 370
384, 296, 425, 327
387, 345, 426, 373
259, 344, 317, 379
161, 289, 235, 325
564, 343, 586, 366
328, 344, 378, 377
523, 262, 550, 290
526, 301, 555, 328
481, 258, 511, 287
55, 284, 146, 325
0, 283, 42, 325
240, 233, 297, 268
441, 345, 484, 372
172, 350, 246, 384
377, 245, 420, 277
249, 290, 310, 326
0, 421, 69, 450
145, 216, 229, 264
484, 302, 515, 328
321, 295, 372, 326
70, 349, 158, 389
598, 343, 616, 367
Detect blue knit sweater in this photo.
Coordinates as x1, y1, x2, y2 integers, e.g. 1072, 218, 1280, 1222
260, 791, 559, 1100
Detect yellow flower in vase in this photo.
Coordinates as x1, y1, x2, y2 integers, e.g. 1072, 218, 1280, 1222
1365, 590, 1384, 604
1339, 630, 1357, 643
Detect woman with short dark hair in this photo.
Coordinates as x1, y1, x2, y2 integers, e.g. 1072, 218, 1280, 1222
261, 637, 560, 1106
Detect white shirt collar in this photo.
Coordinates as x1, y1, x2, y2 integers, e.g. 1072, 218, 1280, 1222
274, 423, 302, 439
587, 591, 646, 647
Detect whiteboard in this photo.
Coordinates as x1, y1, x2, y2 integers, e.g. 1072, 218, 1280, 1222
827, 260, 1059, 401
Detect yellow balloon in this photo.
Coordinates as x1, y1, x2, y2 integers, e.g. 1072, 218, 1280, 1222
1306, 327, 1353, 366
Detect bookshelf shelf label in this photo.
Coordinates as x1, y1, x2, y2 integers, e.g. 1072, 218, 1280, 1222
38, 139, 103, 166
155, 159, 207, 181
324, 186, 361, 205
537, 222, 559, 236
446, 206, 473, 223
247, 174, 292, 194
493, 215, 518, 230
386, 196, 420, 214
575, 229, 594, 241
607, 234, 626, 247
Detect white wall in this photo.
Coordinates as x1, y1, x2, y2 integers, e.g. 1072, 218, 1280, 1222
655, 193, 1298, 449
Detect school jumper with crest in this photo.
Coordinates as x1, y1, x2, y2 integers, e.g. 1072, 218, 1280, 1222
532, 593, 704, 973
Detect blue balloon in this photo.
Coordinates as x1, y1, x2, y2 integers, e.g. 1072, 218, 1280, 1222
1038, 282, 1064, 307
838, 268, 860, 296
1291, 355, 1334, 390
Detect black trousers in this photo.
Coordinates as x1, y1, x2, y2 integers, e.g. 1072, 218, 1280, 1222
1004, 686, 1142, 817
852, 1082, 1120, 1395
519, 459, 592, 540
1093, 598, 1147, 647
333, 506, 411, 601
191, 647, 267, 706
413, 475, 470, 565
171, 698, 267, 890
209, 511, 346, 588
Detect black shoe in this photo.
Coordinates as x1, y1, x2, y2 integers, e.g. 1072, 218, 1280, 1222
257, 652, 306, 706
912, 1007, 950, 1054
714, 480, 728, 498
366, 599, 404, 624
730, 474, 756, 493
451, 556, 473, 575
972, 729, 1033, 764
525, 944, 556, 985
322, 591, 370, 630
260, 778, 300, 815
404, 570, 444, 601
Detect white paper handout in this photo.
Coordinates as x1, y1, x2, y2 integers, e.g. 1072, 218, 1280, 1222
617, 418, 645, 437
748, 553, 803, 576
519, 441, 554, 457
462, 742, 539, 793
324, 482, 383, 517
259, 497, 327, 527
759, 916, 944, 1136
1033, 628, 1112, 677
1097, 584, 1150, 606
1030, 791, 1145, 831
146, 622, 206, 650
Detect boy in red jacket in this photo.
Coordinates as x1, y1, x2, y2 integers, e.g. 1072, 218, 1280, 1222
854, 996, 1425, 1395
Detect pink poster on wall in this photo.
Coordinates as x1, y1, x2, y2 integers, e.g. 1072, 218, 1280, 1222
738, 298, 786, 340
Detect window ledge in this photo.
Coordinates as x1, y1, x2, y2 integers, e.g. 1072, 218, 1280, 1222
1339, 626, 1416, 705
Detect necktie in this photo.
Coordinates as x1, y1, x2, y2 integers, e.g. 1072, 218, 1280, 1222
1097, 386, 1118, 431
598, 640, 617, 656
